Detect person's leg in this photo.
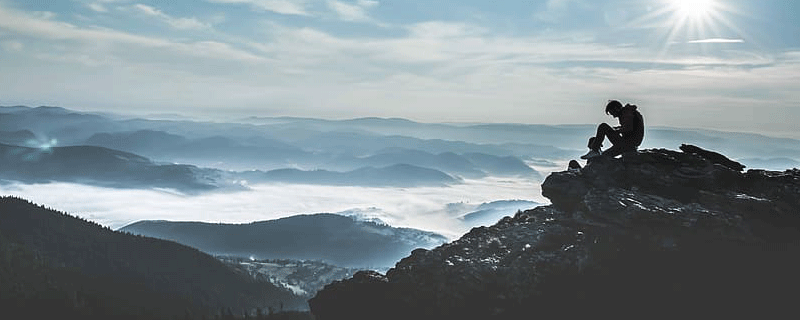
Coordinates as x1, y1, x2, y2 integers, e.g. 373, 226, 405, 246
582, 136, 601, 159
602, 144, 625, 158
582, 124, 615, 159
589, 123, 620, 150
602, 140, 637, 158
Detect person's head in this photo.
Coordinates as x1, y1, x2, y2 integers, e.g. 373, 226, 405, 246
605, 100, 623, 117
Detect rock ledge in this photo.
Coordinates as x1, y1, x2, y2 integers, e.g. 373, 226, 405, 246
310, 145, 800, 319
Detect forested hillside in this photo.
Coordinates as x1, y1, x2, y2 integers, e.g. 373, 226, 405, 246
0, 196, 306, 319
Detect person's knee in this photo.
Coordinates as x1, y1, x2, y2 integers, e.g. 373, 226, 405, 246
599, 123, 613, 131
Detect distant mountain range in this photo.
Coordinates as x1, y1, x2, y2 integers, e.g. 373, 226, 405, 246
0, 143, 219, 191
1, 105, 798, 193
84, 129, 541, 180
0, 129, 37, 146
326, 149, 541, 179
0, 196, 306, 319
0, 141, 464, 190
0, 106, 116, 145
85, 129, 310, 169
239, 163, 459, 187
462, 153, 542, 178
120, 214, 449, 268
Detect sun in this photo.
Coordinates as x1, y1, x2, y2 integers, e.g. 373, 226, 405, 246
672, 0, 715, 19
627, 0, 745, 55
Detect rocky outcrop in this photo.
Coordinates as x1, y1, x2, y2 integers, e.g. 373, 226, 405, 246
309, 145, 800, 319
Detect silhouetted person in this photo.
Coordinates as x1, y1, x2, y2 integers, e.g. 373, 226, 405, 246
580, 100, 644, 159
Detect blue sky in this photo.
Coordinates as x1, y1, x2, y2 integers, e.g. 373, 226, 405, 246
1, 0, 798, 137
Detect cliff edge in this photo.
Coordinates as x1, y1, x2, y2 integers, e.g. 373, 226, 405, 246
309, 145, 800, 319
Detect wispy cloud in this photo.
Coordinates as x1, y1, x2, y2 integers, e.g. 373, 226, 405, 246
326, 0, 378, 23
1, 40, 23, 52
34, 51, 120, 67
232, 19, 800, 131
534, 0, 590, 23
87, 3, 108, 12
257, 21, 763, 70
406, 21, 486, 39
783, 51, 800, 62
0, 3, 264, 63
81, 0, 131, 12
356, 0, 378, 8
687, 38, 745, 44
206, 0, 310, 16
129, 4, 212, 30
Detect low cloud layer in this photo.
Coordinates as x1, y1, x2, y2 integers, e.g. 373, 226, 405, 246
0, 176, 550, 239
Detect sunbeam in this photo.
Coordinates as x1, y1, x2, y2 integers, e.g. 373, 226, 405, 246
672, 0, 715, 19
625, 0, 748, 62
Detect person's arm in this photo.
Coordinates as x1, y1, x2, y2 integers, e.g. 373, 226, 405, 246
618, 110, 634, 134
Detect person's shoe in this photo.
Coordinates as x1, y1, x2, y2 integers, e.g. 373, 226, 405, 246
580, 149, 601, 159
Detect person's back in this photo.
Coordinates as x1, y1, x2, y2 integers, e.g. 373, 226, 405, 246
618, 103, 644, 147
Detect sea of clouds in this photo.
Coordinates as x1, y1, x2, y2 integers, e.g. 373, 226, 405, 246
1, 175, 553, 239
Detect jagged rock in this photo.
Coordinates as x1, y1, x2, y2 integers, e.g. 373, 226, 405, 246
309, 145, 800, 320
679, 143, 746, 171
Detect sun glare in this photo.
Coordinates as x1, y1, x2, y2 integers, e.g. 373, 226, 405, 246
628, 0, 744, 53
673, 0, 714, 19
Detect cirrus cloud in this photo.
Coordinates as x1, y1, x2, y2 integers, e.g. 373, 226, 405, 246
0, 3, 265, 63
206, 0, 310, 16
130, 4, 212, 30
326, 0, 377, 23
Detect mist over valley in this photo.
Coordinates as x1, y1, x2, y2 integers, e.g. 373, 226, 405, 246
2, 105, 799, 318
2, 105, 799, 236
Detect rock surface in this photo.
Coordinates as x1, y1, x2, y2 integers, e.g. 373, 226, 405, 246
309, 145, 800, 319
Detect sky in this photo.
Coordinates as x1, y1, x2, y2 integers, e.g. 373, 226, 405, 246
1, 0, 798, 137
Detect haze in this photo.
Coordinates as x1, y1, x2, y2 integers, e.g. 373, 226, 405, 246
1, 0, 799, 241
1, 0, 798, 137
2, 104, 798, 239
0, 176, 548, 239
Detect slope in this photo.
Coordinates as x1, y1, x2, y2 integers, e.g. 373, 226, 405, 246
0, 197, 305, 319
121, 214, 448, 268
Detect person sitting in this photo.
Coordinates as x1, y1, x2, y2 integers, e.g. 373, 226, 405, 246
580, 100, 645, 159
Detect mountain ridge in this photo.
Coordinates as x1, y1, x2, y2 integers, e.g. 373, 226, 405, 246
0, 142, 218, 191
5, 105, 800, 167
120, 213, 449, 268
239, 163, 460, 187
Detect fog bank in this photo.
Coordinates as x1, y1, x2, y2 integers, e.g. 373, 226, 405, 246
1, 176, 550, 239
